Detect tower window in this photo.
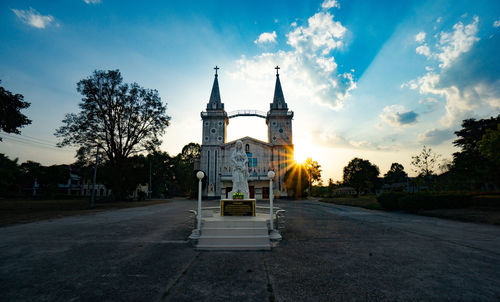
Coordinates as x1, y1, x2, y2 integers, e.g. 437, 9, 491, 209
218, 121, 223, 126
210, 128, 216, 134
217, 136, 223, 141
245, 144, 250, 152
204, 136, 209, 141
279, 128, 283, 133
204, 121, 209, 126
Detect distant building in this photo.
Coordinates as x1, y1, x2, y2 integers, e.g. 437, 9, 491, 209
332, 187, 357, 196
199, 67, 294, 199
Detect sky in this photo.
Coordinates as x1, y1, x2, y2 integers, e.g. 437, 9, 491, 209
0, 0, 499, 181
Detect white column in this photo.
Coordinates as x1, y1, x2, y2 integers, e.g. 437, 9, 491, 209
268, 171, 275, 231
197, 172, 203, 230
189, 171, 205, 240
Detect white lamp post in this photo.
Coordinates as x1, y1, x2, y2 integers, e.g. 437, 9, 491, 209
189, 171, 205, 240
196, 171, 204, 230
267, 171, 281, 240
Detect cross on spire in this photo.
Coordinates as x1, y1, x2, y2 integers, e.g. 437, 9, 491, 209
275, 65, 280, 76
214, 66, 220, 76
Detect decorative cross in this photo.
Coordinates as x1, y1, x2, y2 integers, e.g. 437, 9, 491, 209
275, 65, 280, 76
214, 66, 220, 76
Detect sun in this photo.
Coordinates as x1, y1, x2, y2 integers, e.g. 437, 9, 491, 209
293, 142, 309, 164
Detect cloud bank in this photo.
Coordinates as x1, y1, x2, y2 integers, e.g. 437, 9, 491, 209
232, 0, 356, 110
404, 16, 500, 131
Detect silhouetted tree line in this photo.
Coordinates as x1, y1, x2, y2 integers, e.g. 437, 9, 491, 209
0, 142, 201, 199
313, 115, 500, 197
1, 70, 202, 200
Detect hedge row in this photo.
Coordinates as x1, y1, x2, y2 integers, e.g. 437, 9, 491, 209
377, 192, 500, 212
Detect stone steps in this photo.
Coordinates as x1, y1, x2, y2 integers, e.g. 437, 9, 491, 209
202, 227, 268, 236
196, 217, 271, 250
196, 244, 271, 251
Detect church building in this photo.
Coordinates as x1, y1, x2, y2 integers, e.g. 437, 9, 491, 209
199, 67, 294, 199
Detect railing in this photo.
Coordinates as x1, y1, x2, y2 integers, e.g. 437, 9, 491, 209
191, 206, 286, 231
276, 210, 286, 231
228, 110, 267, 119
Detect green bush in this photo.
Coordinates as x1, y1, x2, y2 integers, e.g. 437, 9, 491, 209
377, 192, 408, 210
398, 193, 471, 212
378, 192, 481, 212
472, 195, 500, 209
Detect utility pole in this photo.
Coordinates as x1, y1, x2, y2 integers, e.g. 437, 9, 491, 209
90, 146, 99, 209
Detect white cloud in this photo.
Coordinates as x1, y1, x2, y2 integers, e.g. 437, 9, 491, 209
288, 11, 346, 55
84, 0, 101, 4
254, 31, 277, 44
415, 31, 426, 43
232, 7, 355, 110
12, 7, 54, 29
321, 0, 340, 10
403, 16, 499, 127
494, 20, 500, 28
418, 128, 454, 145
312, 129, 391, 151
419, 98, 439, 113
416, 45, 431, 57
380, 105, 419, 127
436, 17, 442, 23
436, 16, 479, 68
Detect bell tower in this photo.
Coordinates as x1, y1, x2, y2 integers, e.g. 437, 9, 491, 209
266, 66, 294, 194
267, 66, 293, 146
200, 66, 228, 197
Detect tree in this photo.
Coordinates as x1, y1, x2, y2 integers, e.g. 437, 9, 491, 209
384, 163, 407, 184
0, 154, 20, 196
55, 70, 171, 200
304, 157, 322, 196
285, 162, 309, 198
448, 116, 500, 190
180, 142, 201, 163
0, 81, 31, 141
343, 158, 380, 195
18, 161, 69, 197
411, 146, 440, 178
478, 123, 500, 164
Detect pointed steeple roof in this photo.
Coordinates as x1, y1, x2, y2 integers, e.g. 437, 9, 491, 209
270, 66, 288, 110
207, 66, 224, 110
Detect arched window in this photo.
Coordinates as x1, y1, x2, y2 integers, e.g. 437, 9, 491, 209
245, 144, 250, 153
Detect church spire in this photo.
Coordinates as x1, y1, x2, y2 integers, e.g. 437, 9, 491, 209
207, 66, 223, 110
270, 66, 288, 110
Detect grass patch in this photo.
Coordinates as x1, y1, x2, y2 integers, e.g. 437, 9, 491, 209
419, 208, 500, 225
0, 198, 171, 227
320, 195, 382, 210
321, 194, 500, 225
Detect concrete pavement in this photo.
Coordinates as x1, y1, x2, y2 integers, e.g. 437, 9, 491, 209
1, 199, 499, 301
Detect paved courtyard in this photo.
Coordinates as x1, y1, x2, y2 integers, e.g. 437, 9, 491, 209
1, 199, 500, 301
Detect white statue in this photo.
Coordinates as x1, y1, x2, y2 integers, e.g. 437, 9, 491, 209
230, 140, 249, 198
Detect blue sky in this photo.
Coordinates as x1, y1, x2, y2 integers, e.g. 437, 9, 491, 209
1, 0, 499, 181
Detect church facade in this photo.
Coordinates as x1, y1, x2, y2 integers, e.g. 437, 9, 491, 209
199, 67, 294, 199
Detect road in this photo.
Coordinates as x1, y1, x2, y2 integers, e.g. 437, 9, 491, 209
1, 199, 499, 301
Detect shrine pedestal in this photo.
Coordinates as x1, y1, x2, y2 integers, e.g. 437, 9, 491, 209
220, 199, 256, 216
